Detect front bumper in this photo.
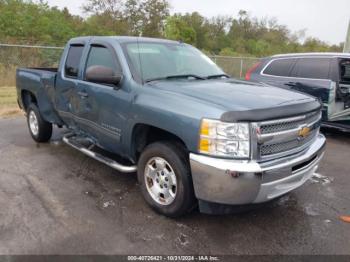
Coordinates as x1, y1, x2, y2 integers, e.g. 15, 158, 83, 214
190, 134, 326, 205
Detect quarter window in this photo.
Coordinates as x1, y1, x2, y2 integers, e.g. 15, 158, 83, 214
85, 46, 120, 75
65, 45, 84, 78
291, 58, 331, 79
263, 59, 296, 77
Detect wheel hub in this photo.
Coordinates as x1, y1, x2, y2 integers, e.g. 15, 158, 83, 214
29, 111, 39, 136
144, 157, 177, 206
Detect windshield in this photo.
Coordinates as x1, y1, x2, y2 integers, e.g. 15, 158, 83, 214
121, 41, 224, 83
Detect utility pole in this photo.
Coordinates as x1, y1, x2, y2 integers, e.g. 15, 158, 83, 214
344, 20, 350, 53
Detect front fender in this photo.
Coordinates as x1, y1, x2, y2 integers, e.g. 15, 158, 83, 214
124, 88, 225, 155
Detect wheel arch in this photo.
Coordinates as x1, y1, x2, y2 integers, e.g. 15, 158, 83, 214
20, 87, 63, 125
130, 123, 189, 162
21, 89, 38, 110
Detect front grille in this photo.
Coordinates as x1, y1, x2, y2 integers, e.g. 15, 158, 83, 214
257, 110, 321, 158
260, 130, 317, 156
260, 111, 320, 134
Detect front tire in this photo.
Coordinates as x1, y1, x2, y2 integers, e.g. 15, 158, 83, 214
27, 103, 52, 143
137, 141, 196, 217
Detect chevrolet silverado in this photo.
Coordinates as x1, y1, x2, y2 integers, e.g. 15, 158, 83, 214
16, 36, 326, 217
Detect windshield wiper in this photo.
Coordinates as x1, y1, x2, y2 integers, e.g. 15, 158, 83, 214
206, 74, 230, 79
145, 74, 205, 83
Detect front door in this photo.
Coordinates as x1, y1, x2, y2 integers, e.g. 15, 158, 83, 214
75, 43, 131, 154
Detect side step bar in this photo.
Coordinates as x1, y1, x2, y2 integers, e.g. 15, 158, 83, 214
62, 135, 137, 173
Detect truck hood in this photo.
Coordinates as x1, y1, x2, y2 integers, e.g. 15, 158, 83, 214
148, 79, 321, 121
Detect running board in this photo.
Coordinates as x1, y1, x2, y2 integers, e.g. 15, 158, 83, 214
62, 135, 137, 173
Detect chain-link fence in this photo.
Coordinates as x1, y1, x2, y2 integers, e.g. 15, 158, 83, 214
209, 55, 260, 79
0, 44, 259, 87
0, 44, 63, 87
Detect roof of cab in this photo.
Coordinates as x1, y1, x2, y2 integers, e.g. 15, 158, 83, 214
270, 52, 350, 59
68, 36, 181, 45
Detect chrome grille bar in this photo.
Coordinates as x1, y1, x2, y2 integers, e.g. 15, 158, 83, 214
255, 110, 322, 160
260, 129, 317, 156
259, 111, 321, 134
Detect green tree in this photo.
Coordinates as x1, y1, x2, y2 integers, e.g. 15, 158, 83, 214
204, 16, 230, 54
82, 0, 127, 35
0, 0, 80, 45
0, 1, 344, 57
182, 12, 208, 49
164, 15, 196, 44
219, 47, 238, 56
83, 0, 169, 37
140, 0, 169, 37
301, 37, 334, 52
124, 0, 144, 36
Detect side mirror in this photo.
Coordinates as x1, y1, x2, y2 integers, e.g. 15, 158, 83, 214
85, 65, 122, 87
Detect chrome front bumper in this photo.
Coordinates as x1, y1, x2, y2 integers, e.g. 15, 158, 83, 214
190, 134, 326, 205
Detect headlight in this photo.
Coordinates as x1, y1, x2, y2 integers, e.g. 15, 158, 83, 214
199, 119, 250, 158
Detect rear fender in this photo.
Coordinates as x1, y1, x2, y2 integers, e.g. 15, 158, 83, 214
18, 70, 63, 125
36, 81, 63, 125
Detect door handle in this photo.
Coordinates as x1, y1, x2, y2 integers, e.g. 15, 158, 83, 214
285, 82, 296, 87
78, 91, 89, 98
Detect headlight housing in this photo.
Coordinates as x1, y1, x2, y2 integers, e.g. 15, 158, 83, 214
199, 119, 250, 158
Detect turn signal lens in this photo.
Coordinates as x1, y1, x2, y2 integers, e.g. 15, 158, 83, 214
199, 138, 210, 152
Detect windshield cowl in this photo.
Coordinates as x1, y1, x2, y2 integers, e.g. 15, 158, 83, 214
145, 74, 230, 84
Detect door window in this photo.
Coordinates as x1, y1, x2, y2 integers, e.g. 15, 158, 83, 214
85, 46, 120, 76
263, 58, 296, 77
291, 58, 331, 80
340, 59, 350, 83
65, 45, 84, 78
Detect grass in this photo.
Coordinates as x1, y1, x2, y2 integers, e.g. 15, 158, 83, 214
0, 86, 22, 117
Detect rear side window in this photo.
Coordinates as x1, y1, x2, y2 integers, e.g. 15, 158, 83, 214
65, 45, 84, 78
85, 46, 120, 73
263, 59, 296, 77
291, 58, 331, 79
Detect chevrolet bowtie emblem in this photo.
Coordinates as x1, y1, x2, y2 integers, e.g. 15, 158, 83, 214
299, 126, 311, 138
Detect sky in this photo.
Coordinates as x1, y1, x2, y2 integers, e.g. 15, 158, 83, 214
46, 0, 350, 44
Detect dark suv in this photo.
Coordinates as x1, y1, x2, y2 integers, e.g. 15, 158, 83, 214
246, 53, 350, 131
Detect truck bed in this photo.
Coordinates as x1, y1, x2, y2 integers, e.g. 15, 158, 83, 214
16, 67, 58, 86
16, 67, 61, 124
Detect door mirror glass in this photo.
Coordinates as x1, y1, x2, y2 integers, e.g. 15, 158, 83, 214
85, 65, 122, 86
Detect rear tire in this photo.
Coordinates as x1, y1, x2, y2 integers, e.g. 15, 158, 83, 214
137, 141, 196, 218
27, 103, 52, 143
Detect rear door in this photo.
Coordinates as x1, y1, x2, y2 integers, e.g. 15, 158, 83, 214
55, 43, 85, 129
288, 57, 332, 104
257, 57, 334, 120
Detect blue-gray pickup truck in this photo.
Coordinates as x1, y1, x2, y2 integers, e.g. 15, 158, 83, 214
16, 36, 326, 217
